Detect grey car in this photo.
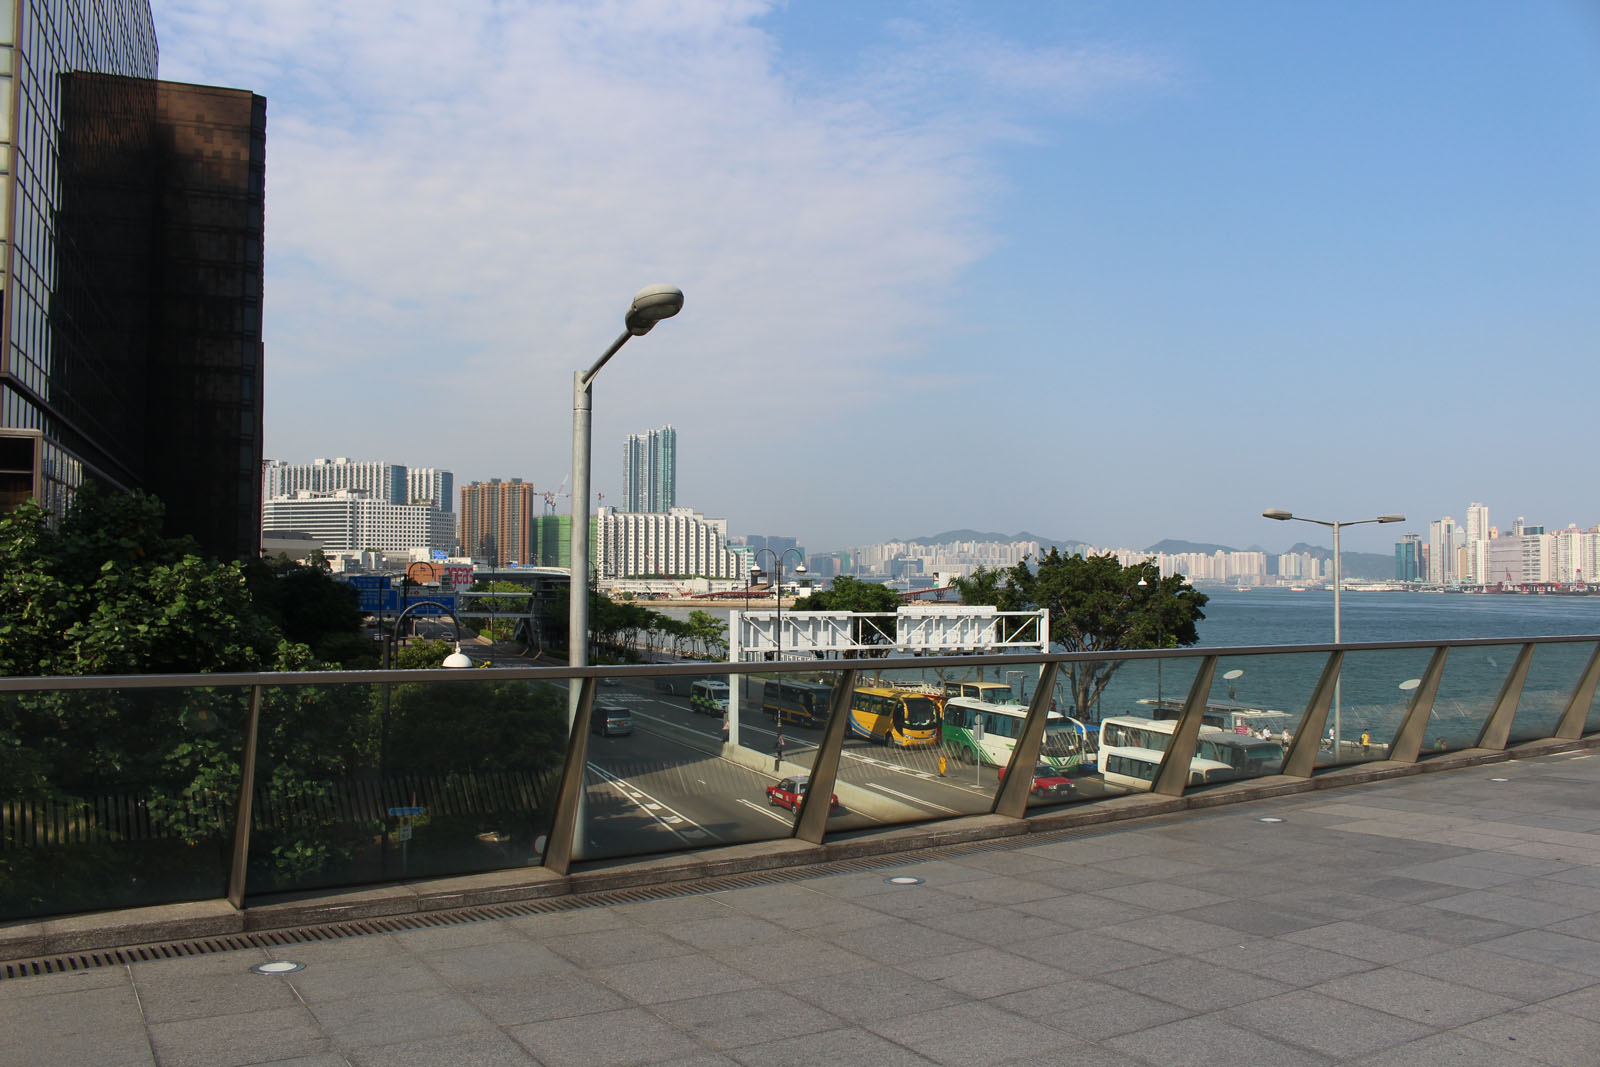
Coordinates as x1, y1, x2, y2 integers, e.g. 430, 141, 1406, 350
591, 704, 633, 737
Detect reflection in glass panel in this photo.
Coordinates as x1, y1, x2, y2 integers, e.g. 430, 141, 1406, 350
1335, 647, 1438, 765
1189, 652, 1332, 783
1, 686, 245, 921
1508, 642, 1597, 744
1426, 643, 1522, 755
248, 678, 563, 895
578, 669, 800, 863
1067, 653, 1204, 797
813, 665, 993, 832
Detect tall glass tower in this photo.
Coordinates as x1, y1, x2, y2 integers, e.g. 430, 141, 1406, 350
622, 425, 676, 513
0, 2, 268, 561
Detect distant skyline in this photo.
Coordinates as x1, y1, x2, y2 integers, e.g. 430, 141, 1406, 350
156, 1, 1600, 556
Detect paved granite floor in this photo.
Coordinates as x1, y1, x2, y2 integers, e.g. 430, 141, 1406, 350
7, 750, 1600, 1066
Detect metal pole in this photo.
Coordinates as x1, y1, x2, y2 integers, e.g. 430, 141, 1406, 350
1332, 520, 1341, 757
570, 371, 597, 723
569, 331, 632, 724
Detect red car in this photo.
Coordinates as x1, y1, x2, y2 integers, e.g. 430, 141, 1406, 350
998, 761, 1076, 798
766, 774, 839, 812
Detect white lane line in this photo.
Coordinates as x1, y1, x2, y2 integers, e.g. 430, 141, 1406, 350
862, 782, 963, 815
586, 763, 720, 843
737, 797, 797, 825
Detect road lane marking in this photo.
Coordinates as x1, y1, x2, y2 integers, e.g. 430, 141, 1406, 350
737, 797, 796, 825
586, 763, 719, 843
862, 782, 963, 815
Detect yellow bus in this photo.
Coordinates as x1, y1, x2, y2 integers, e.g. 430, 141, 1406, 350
847, 687, 941, 748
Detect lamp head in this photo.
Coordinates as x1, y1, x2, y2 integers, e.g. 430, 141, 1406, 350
443, 644, 473, 668
1378, 514, 1405, 523
796, 564, 807, 574
1262, 509, 1292, 521
624, 284, 684, 336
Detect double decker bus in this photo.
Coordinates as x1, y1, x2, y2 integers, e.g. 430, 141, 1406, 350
761, 680, 834, 728
940, 697, 1090, 771
846, 687, 941, 748
1096, 716, 1233, 790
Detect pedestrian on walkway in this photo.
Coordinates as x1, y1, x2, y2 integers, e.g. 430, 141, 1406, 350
1360, 730, 1370, 754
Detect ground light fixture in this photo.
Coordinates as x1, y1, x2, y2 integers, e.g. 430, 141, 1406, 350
1262, 508, 1405, 755
569, 286, 684, 715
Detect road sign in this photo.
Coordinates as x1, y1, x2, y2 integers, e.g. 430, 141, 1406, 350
392, 826, 413, 843
387, 806, 425, 817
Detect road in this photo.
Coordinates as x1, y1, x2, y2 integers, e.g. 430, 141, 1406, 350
573, 676, 1125, 863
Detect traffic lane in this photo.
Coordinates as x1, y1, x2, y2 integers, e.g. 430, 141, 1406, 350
579, 727, 817, 859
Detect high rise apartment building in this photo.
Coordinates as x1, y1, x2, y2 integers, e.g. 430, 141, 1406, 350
1395, 533, 1423, 582
1428, 517, 1457, 585
460, 478, 537, 566
265, 459, 408, 505
622, 425, 676, 512
0, 2, 268, 561
407, 467, 453, 511
595, 506, 742, 579
262, 491, 454, 555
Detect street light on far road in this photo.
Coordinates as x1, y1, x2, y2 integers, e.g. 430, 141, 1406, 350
569, 285, 684, 716
1263, 508, 1404, 758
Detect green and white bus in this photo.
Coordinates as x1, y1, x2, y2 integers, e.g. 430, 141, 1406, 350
940, 697, 1089, 771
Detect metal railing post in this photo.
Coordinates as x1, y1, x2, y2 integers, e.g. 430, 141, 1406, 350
1282, 651, 1342, 778
226, 684, 263, 909
1389, 646, 1449, 763
1477, 643, 1535, 751
1555, 642, 1600, 740
994, 662, 1061, 818
793, 668, 857, 844
542, 677, 597, 875
1152, 655, 1217, 796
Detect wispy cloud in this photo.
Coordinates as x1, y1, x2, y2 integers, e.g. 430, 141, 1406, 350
150, 0, 1166, 543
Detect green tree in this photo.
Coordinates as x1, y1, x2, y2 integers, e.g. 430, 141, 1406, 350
244, 555, 370, 667
685, 610, 728, 659
952, 551, 1208, 717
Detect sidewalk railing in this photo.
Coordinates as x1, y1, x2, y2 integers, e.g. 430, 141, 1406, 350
1, 634, 1596, 921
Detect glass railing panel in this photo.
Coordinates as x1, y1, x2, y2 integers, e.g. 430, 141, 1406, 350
1589, 671, 1600, 736
1188, 652, 1330, 784
1333, 647, 1439, 765
1425, 643, 1521, 756
831, 664, 1014, 829
576, 668, 808, 863
246, 676, 565, 895
1508, 642, 1598, 744
1, 685, 247, 921
1057, 654, 1203, 798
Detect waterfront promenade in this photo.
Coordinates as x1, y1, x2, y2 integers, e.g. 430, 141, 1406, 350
7, 746, 1600, 1065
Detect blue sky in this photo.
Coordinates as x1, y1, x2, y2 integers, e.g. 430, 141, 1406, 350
150, 0, 1600, 555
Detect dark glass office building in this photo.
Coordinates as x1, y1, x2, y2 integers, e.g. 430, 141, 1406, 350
0, 0, 266, 561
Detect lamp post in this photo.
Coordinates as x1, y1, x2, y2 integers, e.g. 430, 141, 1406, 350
380, 600, 472, 870
401, 561, 433, 634
1263, 508, 1404, 757
569, 285, 684, 718
754, 547, 807, 663
1137, 571, 1164, 706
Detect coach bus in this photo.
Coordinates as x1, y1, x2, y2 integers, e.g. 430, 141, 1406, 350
761, 679, 834, 729
940, 697, 1090, 771
1097, 716, 1233, 790
846, 687, 941, 748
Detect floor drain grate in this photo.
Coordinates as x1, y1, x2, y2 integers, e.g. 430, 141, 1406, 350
1, 820, 1122, 982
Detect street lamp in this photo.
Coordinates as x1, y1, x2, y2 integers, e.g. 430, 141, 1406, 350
1263, 508, 1404, 758
754, 547, 807, 663
1137, 569, 1165, 706
401, 561, 433, 631
754, 547, 806, 769
380, 599, 472, 869
568, 285, 684, 707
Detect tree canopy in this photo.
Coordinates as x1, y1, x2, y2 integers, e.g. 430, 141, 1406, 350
951, 550, 1208, 717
